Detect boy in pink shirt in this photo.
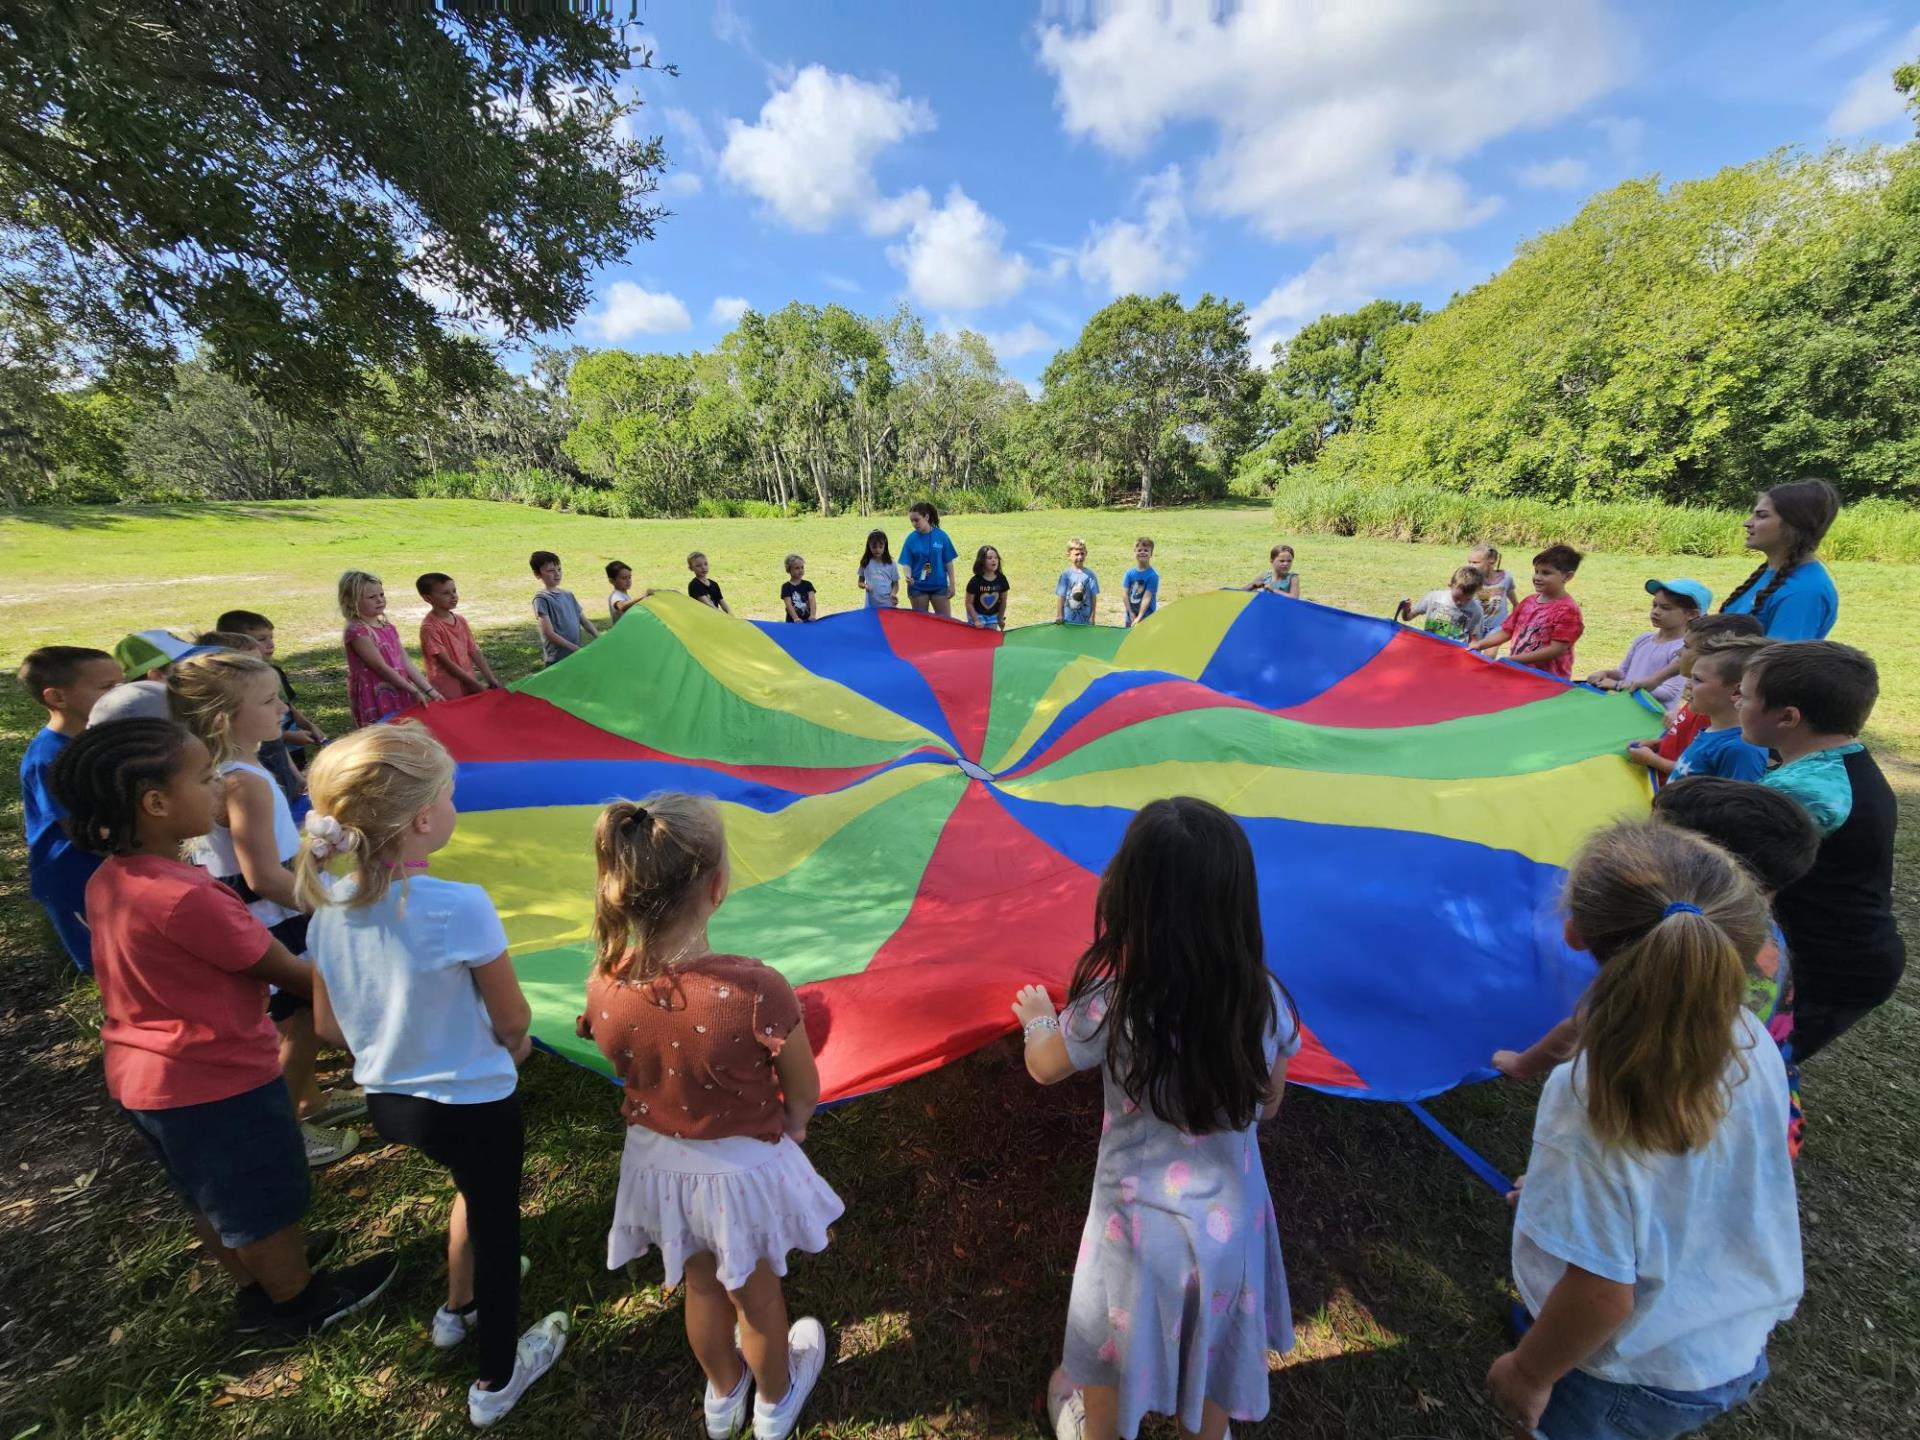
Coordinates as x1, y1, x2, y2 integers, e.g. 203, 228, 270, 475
416, 571, 501, 698
1470, 544, 1585, 678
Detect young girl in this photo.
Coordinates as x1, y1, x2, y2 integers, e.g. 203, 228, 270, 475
1489, 821, 1801, 1438
1467, 542, 1517, 638
580, 794, 843, 1440
340, 569, 439, 727
297, 724, 568, 1428
857, 529, 900, 609
1244, 544, 1303, 599
899, 501, 960, 616
966, 545, 1010, 629
781, 554, 819, 622
1013, 797, 1300, 1440
169, 652, 361, 1166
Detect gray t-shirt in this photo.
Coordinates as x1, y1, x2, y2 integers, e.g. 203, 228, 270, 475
1407, 588, 1485, 642
533, 587, 584, 665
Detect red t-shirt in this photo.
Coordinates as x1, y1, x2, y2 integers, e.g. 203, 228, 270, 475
86, 854, 282, 1110
420, 611, 484, 697
1503, 594, 1584, 679
1655, 703, 1711, 762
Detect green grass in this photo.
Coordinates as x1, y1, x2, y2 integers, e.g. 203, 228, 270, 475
1, 498, 1915, 1438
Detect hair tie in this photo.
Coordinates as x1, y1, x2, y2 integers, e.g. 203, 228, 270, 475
1662, 901, 1703, 919
302, 811, 358, 860
626, 806, 650, 829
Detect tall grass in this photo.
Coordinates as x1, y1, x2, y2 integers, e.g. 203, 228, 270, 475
1271, 478, 1920, 562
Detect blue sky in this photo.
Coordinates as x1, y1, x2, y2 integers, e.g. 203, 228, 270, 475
542, 1, 1920, 382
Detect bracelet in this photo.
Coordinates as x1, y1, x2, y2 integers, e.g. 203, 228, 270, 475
1022, 1015, 1060, 1039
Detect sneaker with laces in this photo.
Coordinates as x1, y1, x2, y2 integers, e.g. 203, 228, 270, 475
468, 1312, 570, 1428
704, 1352, 752, 1438
431, 1257, 533, 1347
251, 1252, 399, 1342
1046, 1369, 1085, 1440
302, 1121, 359, 1167
751, 1317, 826, 1440
307, 1086, 369, 1126
234, 1229, 339, 1326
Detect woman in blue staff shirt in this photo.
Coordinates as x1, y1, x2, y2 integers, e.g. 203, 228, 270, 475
1721, 479, 1840, 640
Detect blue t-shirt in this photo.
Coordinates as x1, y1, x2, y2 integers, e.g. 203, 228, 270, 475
1121, 566, 1160, 624
1721, 560, 1837, 640
899, 527, 959, 594
1762, 742, 1863, 838
21, 728, 102, 956
1056, 566, 1100, 624
1671, 725, 1770, 782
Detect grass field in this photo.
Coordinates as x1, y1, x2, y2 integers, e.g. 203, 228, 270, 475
1, 499, 1914, 1439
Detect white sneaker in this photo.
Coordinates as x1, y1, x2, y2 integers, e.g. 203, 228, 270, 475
467, 1312, 569, 1428
432, 1258, 534, 1348
751, 1317, 826, 1440
704, 1353, 752, 1438
1046, 1369, 1085, 1440
302, 1122, 359, 1167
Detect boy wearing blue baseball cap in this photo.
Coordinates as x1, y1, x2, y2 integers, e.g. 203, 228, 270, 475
1586, 578, 1710, 709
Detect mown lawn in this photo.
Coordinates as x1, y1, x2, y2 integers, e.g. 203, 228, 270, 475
1, 499, 1914, 1439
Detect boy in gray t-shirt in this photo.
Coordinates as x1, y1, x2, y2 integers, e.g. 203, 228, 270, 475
529, 549, 598, 666
1397, 565, 1486, 642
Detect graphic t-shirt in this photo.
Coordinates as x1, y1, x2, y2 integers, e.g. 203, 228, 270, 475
532, 588, 584, 666
967, 572, 1011, 625
1655, 703, 1711, 763
1406, 588, 1485, 641
420, 610, 485, 696
1120, 566, 1160, 624
1503, 594, 1584, 678
899, 527, 959, 594
860, 559, 899, 607
781, 579, 817, 621
1672, 725, 1770, 782
1056, 566, 1100, 624
688, 576, 725, 609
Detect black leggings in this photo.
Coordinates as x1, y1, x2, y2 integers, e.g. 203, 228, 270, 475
367, 1092, 525, 1386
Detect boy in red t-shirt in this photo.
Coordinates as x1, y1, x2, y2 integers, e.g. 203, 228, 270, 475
416, 572, 502, 698
53, 718, 396, 1338
1469, 544, 1585, 678
1626, 613, 1766, 778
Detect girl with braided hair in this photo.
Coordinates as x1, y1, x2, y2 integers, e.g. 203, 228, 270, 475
1719, 479, 1841, 639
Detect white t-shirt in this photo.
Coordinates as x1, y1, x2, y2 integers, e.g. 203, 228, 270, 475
1512, 1009, 1802, 1390
187, 758, 302, 927
608, 588, 630, 622
861, 559, 899, 606
309, 874, 518, 1104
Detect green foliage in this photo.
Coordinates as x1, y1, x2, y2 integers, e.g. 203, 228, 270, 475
1242, 299, 1424, 481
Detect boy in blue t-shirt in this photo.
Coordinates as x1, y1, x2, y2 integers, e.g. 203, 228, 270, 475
1670, 639, 1771, 782
17, 646, 125, 972
1055, 537, 1100, 625
1120, 537, 1160, 627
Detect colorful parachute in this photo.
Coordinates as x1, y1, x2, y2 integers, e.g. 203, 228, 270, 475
419, 591, 1662, 1105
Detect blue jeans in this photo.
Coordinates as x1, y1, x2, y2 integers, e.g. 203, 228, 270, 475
1536, 1353, 1768, 1439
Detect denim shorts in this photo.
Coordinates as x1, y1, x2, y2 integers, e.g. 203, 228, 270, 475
1536, 1353, 1768, 1439
123, 1077, 310, 1248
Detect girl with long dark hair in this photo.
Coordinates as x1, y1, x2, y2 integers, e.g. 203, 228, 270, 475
1719, 479, 1840, 639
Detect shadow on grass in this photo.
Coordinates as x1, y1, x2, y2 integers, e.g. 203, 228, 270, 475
1, 502, 343, 532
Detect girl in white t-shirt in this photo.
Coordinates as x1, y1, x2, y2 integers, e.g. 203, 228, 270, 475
1488, 821, 1802, 1439
297, 723, 567, 1428
857, 529, 900, 609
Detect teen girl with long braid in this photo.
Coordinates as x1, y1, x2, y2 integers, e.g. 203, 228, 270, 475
1718, 479, 1840, 639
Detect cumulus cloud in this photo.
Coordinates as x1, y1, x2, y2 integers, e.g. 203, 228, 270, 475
886, 186, 1033, 311
587, 282, 693, 340
1246, 239, 1455, 360
1077, 165, 1196, 296
1516, 157, 1591, 190
719, 66, 933, 231
1039, 1, 1621, 243
709, 295, 751, 326
1826, 24, 1920, 135
976, 321, 1058, 360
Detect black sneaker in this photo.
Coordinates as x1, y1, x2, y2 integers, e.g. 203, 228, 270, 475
232, 1229, 341, 1327
250, 1252, 399, 1342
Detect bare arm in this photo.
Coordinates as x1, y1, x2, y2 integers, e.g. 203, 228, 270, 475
1625, 741, 1678, 777
311, 963, 346, 1047
1511, 639, 1570, 668
285, 701, 326, 743
471, 952, 533, 1063
349, 629, 425, 693
243, 936, 312, 998
1487, 1265, 1635, 1433
1493, 1016, 1578, 1080
1625, 659, 1682, 694
1012, 983, 1076, 1084
1470, 626, 1512, 655
473, 642, 501, 687
1260, 1050, 1292, 1121
784, 594, 803, 623
773, 1023, 822, 1142
226, 771, 301, 910
535, 612, 579, 655
580, 616, 601, 640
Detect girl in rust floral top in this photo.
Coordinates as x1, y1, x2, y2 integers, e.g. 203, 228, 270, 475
580, 793, 842, 1440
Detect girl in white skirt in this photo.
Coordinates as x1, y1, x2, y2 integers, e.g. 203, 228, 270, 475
581, 793, 843, 1440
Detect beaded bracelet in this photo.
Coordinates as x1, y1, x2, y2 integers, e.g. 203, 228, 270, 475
1022, 1015, 1061, 1039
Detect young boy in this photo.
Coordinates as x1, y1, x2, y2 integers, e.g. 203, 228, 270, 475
416, 573, 501, 697
686, 552, 733, 615
781, 554, 819, 622
112, 630, 220, 681
1397, 565, 1486, 641
1626, 614, 1765, 778
1666, 637, 1773, 782
530, 551, 598, 665
1120, 537, 1159, 627
17, 646, 123, 971
1469, 544, 1584, 678
1740, 642, 1903, 1061
1055, 538, 1099, 625
1588, 578, 1705, 708
1245, 544, 1302, 598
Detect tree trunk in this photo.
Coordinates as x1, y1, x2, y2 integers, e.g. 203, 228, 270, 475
1138, 453, 1153, 509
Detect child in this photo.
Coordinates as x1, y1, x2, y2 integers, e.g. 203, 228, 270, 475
197, 626, 309, 807
966, 545, 1010, 629
1396, 565, 1485, 641
1487, 821, 1800, 1439
1120, 538, 1159, 627
1741, 642, 1903, 1061
1626, 614, 1765, 778
530, 551, 598, 662
299, 724, 568, 1427
169, 653, 362, 1166
51, 718, 397, 1337
686, 552, 733, 615
578, 794, 842, 1440
216, 608, 328, 773
1466, 543, 1517, 637
17, 645, 123, 971
1587, 579, 1705, 708
780, 554, 819, 623
1245, 544, 1302, 598
417, 573, 502, 698
1666, 637, 1773, 781
1013, 797, 1299, 1440
1469, 544, 1583, 678
857, 530, 900, 609
340, 569, 440, 725
112, 629, 220, 681
1055, 538, 1100, 626
608, 560, 636, 623
900, 500, 960, 617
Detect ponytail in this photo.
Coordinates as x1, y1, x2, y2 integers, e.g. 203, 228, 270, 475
293, 722, 455, 911
593, 793, 727, 980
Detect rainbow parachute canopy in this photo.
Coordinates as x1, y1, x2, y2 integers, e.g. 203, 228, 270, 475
421, 591, 1661, 1103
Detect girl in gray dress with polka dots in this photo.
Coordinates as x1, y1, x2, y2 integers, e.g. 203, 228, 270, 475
1014, 797, 1301, 1440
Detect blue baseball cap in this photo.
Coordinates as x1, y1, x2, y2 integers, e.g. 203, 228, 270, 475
1645, 578, 1712, 612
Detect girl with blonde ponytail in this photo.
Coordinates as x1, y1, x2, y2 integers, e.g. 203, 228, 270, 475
1488, 822, 1803, 1438
301, 722, 568, 1427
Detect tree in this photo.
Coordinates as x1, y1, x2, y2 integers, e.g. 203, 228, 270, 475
1039, 293, 1252, 507
0, 2, 666, 418
1249, 300, 1423, 474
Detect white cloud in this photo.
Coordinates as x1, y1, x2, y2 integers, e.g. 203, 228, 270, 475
663, 106, 721, 171
1826, 24, 1920, 135
1589, 114, 1646, 165
1516, 156, 1591, 190
819, 273, 864, 295
1077, 164, 1196, 296
709, 295, 750, 326
719, 66, 934, 231
661, 171, 704, 196
1039, 1, 1621, 244
587, 281, 693, 340
977, 321, 1058, 360
1246, 239, 1456, 359
1813, 16, 1892, 62
886, 186, 1033, 311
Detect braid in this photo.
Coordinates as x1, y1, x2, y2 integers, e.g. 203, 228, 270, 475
1746, 558, 1801, 620
1717, 561, 1770, 615
50, 719, 193, 857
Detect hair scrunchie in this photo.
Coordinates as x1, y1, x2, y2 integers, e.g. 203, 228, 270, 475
303, 811, 358, 859
1662, 901, 1703, 919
